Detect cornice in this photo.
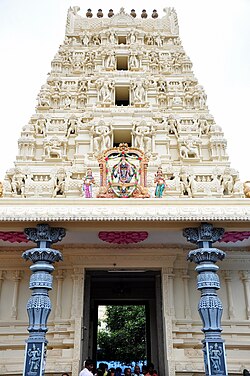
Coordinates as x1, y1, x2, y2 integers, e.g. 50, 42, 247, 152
0, 198, 250, 222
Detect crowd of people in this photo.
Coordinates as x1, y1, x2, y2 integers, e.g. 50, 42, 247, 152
77, 359, 158, 376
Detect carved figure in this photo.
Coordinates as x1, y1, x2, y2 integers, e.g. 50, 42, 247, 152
164, 114, 179, 138
180, 137, 199, 159
132, 81, 146, 103
35, 116, 47, 135
66, 116, 77, 137
220, 168, 234, 195
92, 122, 113, 153
209, 343, 223, 372
106, 51, 116, 69
132, 122, 154, 152
53, 169, 66, 197
10, 168, 26, 197
155, 34, 163, 47
28, 344, 41, 372
129, 53, 140, 69
0, 182, 3, 197
98, 80, 114, 103
45, 138, 62, 158
37, 87, 50, 107
179, 167, 193, 197
154, 167, 166, 198
197, 115, 210, 136
109, 31, 117, 44
243, 181, 250, 198
82, 33, 90, 46
83, 168, 95, 198
127, 31, 136, 44
64, 94, 71, 108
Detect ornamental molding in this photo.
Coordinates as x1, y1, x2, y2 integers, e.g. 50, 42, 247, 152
0, 198, 250, 221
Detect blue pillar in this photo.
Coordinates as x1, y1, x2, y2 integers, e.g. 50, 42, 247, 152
22, 224, 65, 376
183, 222, 228, 376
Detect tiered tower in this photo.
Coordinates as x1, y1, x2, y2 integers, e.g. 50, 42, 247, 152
2, 7, 243, 199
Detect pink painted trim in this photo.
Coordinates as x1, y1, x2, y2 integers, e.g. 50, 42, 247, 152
98, 231, 148, 244
0, 232, 29, 243
220, 231, 250, 243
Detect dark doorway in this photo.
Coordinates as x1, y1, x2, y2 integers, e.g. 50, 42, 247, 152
81, 270, 166, 375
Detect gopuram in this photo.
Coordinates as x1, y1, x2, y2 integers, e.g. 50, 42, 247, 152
0, 6, 250, 376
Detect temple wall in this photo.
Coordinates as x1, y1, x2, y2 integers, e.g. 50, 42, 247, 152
0, 246, 250, 375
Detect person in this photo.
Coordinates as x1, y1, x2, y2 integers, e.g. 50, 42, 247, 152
115, 367, 122, 376
133, 365, 142, 375
141, 365, 150, 376
124, 368, 132, 375
61, 374, 70, 376
79, 359, 94, 375
107, 368, 115, 376
148, 363, 157, 376
243, 370, 250, 376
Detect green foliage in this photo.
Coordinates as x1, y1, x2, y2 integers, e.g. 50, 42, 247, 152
97, 305, 147, 364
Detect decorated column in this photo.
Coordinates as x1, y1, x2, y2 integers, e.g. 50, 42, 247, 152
22, 223, 66, 376
183, 222, 228, 376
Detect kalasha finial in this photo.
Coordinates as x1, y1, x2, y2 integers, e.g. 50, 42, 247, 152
97, 9, 103, 18
130, 9, 136, 18
152, 9, 158, 18
86, 8, 93, 18
141, 9, 148, 18
108, 9, 114, 17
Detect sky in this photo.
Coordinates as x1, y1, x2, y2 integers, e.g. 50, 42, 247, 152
0, 0, 249, 181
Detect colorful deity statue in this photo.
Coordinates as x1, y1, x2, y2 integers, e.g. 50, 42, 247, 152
113, 155, 135, 184
83, 168, 95, 198
154, 167, 166, 198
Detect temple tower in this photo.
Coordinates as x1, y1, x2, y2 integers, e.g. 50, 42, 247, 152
3, 6, 242, 199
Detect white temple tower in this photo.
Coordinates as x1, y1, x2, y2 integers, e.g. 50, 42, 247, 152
0, 7, 250, 376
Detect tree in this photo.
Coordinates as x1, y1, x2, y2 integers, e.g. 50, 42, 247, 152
97, 305, 147, 364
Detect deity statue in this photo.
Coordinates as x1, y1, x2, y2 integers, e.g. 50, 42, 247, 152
164, 114, 179, 138
66, 116, 78, 137
83, 168, 95, 198
129, 53, 140, 69
179, 167, 193, 197
132, 81, 147, 103
35, 115, 47, 135
196, 115, 210, 136
113, 155, 136, 185
92, 122, 113, 153
82, 32, 90, 46
10, 168, 26, 197
109, 31, 117, 44
127, 31, 137, 44
154, 167, 166, 198
44, 138, 62, 158
132, 122, 154, 153
106, 51, 116, 69
53, 169, 66, 197
180, 137, 199, 159
220, 168, 234, 195
98, 80, 114, 103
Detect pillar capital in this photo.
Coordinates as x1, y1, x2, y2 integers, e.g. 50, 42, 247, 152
183, 222, 224, 248
24, 223, 66, 247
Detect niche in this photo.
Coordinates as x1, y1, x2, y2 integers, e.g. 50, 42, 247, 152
115, 86, 129, 106
117, 56, 128, 70
118, 36, 127, 44
113, 129, 132, 146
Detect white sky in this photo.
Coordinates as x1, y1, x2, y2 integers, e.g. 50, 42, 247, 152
0, 0, 249, 181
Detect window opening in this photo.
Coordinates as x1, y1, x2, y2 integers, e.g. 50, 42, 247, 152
115, 87, 129, 106
117, 56, 128, 70
118, 36, 127, 44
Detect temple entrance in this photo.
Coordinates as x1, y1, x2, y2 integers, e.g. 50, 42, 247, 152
82, 270, 167, 375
